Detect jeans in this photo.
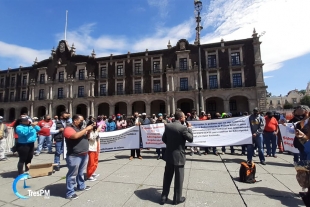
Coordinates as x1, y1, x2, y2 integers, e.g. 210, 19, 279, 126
294, 151, 307, 162
54, 141, 63, 166
66, 154, 89, 197
247, 134, 265, 162
36, 135, 52, 153
264, 132, 277, 156
156, 148, 166, 159
241, 145, 247, 154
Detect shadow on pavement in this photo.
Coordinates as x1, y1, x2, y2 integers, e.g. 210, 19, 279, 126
114, 155, 157, 160
239, 187, 301, 207
44, 183, 67, 198
134, 187, 170, 204
0, 170, 18, 178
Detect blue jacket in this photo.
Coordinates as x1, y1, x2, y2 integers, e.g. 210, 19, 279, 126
16, 125, 40, 144
106, 121, 116, 131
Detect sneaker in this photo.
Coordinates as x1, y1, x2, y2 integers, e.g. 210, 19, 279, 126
67, 194, 78, 200
138, 156, 143, 160
88, 177, 97, 182
34, 152, 40, 156
48, 151, 54, 154
78, 186, 91, 191
129, 156, 133, 160
260, 161, 266, 165
92, 174, 100, 178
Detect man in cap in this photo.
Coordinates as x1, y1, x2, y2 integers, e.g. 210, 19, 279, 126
248, 107, 266, 165
0, 116, 8, 161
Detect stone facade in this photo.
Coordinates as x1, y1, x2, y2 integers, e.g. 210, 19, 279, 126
266, 90, 304, 110
0, 30, 266, 122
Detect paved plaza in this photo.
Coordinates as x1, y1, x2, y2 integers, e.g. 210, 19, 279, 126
0, 148, 306, 207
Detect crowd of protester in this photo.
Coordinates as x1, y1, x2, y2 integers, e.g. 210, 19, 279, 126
1, 105, 310, 200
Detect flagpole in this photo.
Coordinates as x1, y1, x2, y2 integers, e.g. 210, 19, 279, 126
64, 10, 68, 40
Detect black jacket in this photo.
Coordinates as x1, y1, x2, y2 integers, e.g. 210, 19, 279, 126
162, 120, 193, 166
54, 120, 70, 142
293, 121, 310, 152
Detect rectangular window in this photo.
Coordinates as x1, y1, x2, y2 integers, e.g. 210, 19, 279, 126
21, 91, 26, 101
117, 65, 124, 76
208, 101, 216, 111
78, 86, 84, 97
180, 78, 188, 91
231, 52, 241, 66
11, 77, 15, 86
153, 80, 161, 92
100, 84, 106, 96
22, 76, 27, 85
10, 92, 14, 101
40, 74, 45, 84
230, 100, 237, 111
58, 88, 63, 99
134, 81, 141, 94
0, 93, 3, 101
59, 71, 64, 82
0, 78, 4, 87
270, 100, 273, 104
100, 67, 107, 78
179, 58, 188, 71
208, 55, 217, 68
277, 100, 281, 105
209, 75, 218, 89
135, 63, 142, 75
292, 98, 297, 104
117, 83, 123, 95
79, 69, 85, 80
232, 73, 242, 87
39, 89, 44, 100
153, 61, 160, 73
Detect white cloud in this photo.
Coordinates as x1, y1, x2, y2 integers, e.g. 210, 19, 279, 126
264, 76, 273, 79
0, 41, 50, 69
200, 0, 310, 72
147, 0, 169, 18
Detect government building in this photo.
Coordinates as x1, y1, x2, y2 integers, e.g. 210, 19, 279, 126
0, 30, 267, 122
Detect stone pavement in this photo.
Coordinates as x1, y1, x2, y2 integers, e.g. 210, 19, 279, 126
0, 148, 306, 207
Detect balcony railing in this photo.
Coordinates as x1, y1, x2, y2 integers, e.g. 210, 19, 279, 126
99, 92, 107, 96
176, 86, 193, 91
79, 76, 85, 80
75, 93, 86, 98
134, 70, 143, 76
59, 79, 64, 83
133, 89, 143, 94
21, 97, 27, 101
116, 90, 125, 95
100, 74, 108, 79
37, 96, 45, 100
153, 88, 163, 93
150, 69, 163, 74
21, 82, 28, 87
208, 64, 217, 68
231, 61, 243, 67
10, 83, 16, 87
10, 97, 15, 102
39, 80, 45, 84
54, 95, 65, 99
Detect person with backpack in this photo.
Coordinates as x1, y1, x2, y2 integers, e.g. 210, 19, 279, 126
106, 116, 116, 132
248, 107, 266, 165
0, 116, 8, 161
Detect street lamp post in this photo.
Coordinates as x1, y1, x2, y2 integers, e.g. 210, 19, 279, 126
194, 0, 203, 114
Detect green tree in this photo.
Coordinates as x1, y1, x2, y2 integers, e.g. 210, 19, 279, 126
299, 90, 306, 95
300, 95, 310, 107
283, 103, 293, 109
266, 91, 272, 97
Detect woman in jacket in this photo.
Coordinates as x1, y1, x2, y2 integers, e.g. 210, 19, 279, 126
106, 116, 117, 131
116, 114, 127, 130
86, 121, 101, 181
15, 117, 40, 175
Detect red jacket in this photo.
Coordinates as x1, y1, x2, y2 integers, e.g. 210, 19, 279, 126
38, 120, 53, 136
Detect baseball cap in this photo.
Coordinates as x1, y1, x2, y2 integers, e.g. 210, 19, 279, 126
117, 114, 121, 116
158, 113, 163, 116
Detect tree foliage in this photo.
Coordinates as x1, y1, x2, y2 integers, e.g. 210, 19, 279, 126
300, 95, 310, 107
283, 103, 293, 109
299, 90, 306, 95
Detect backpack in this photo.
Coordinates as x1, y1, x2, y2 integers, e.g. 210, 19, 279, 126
0, 124, 4, 140
239, 161, 256, 183
296, 170, 310, 188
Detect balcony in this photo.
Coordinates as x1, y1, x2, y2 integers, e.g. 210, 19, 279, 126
10, 83, 16, 87
150, 69, 163, 75
114, 73, 125, 79
21, 97, 27, 101
100, 74, 108, 79
58, 79, 64, 83
9, 97, 16, 102
99, 92, 107, 96
21, 82, 28, 87
39, 80, 45, 84
36, 96, 46, 100
54, 95, 65, 99
78, 75, 85, 80
116, 90, 125, 95
174, 67, 190, 72
133, 89, 143, 94
231, 61, 244, 67
176, 86, 194, 91
132, 70, 143, 77
152, 88, 163, 93
75, 93, 86, 98
207, 64, 217, 69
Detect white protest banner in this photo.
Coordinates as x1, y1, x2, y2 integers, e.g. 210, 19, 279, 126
186, 116, 253, 147
141, 123, 166, 148
279, 124, 299, 153
99, 126, 140, 152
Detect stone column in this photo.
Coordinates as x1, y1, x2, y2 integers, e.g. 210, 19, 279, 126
69, 101, 72, 115
171, 96, 175, 114
91, 82, 94, 97
224, 100, 230, 112
50, 86, 53, 99
195, 94, 199, 112
109, 105, 115, 116
48, 103, 52, 116
31, 88, 34, 101
91, 101, 94, 116
200, 94, 205, 112
171, 77, 174, 91
166, 98, 171, 116
146, 102, 151, 116
87, 104, 90, 118
127, 103, 132, 117
30, 103, 34, 118
70, 84, 73, 98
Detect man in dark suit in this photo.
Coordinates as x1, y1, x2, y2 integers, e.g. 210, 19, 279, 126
160, 110, 193, 205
